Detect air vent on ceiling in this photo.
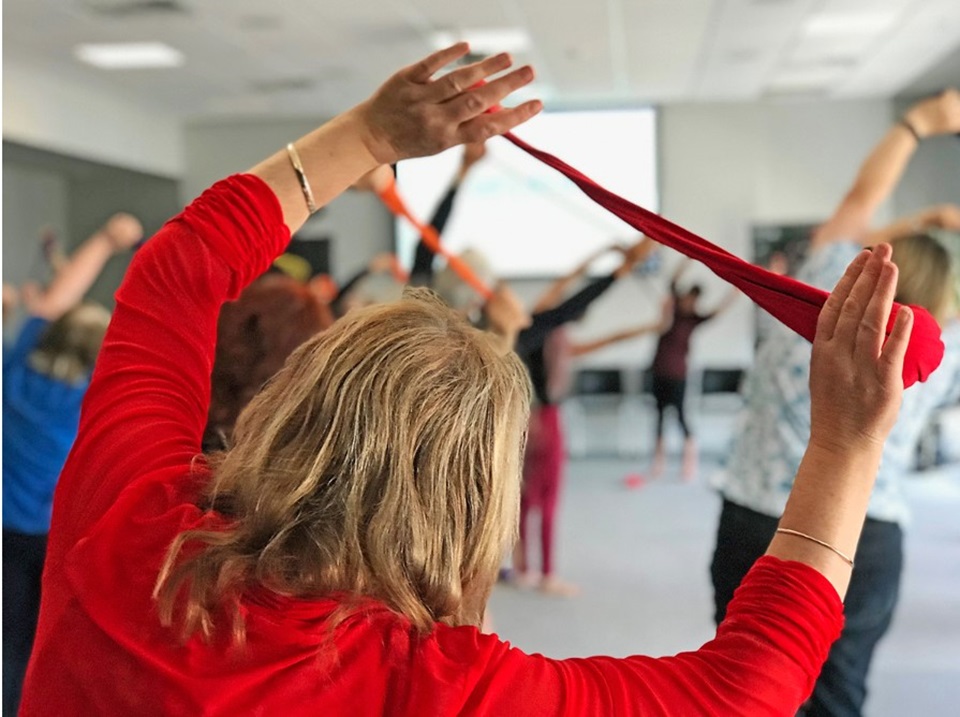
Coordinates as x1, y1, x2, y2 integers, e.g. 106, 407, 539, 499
81, 0, 188, 17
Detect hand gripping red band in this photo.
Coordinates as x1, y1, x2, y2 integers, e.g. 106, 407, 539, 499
501, 130, 943, 387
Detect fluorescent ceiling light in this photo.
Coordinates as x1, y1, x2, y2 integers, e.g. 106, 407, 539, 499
431, 28, 531, 54
75, 42, 184, 69
803, 11, 899, 37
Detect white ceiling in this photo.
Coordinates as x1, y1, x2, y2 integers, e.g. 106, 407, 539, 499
4, 0, 960, 120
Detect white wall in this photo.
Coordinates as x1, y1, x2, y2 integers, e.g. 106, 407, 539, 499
183, 118, 393, 280
3, 60, 183, 177
643, 97, 895, 372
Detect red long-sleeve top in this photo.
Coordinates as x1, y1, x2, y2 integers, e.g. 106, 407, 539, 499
21, 175, 843, 716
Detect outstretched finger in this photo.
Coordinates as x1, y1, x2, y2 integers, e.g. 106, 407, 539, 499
404, 43, 470, 83
879, 305, 913, 386
455, 100, 544, 144
832, 245, 890, 347
428, 53, 513, 102
816, 250, 870, 341
444, 65, 536, 122
856, 259, 899, 361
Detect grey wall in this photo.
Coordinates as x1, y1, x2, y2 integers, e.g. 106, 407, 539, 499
2, 162, 69, 291
2, 142, 181, 314
892, 97, 960, 216
183, 118, 393, 281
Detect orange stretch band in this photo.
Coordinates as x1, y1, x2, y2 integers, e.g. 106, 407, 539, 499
377, 178, 493, 300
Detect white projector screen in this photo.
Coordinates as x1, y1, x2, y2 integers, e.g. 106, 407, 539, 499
395, 109, 658, 278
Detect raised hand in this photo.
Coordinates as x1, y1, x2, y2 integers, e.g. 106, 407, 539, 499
355, 43, 541, 165
903, 88, 960, 139
809, 244, 913, 453
102, 213, 144, 251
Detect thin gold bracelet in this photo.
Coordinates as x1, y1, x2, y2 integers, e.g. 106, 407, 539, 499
775, 528, 855, 568
286, 142, 317, 214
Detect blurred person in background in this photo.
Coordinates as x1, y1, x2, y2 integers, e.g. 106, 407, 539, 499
3, 213, 142, 716
711, 88, 960, 717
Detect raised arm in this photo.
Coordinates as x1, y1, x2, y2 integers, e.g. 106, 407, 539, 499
411, 140, 488, 280
49, 44, 541, 556
703, 286, 739, 321
472, 246, 910, 716
515, 237, 655, 355
24, 214, 143, 321
811, 89, 960, 250
863, 203, 960, 246
767, 243, 910, 597
569, 321, 660, 357
531, 244, 623, 314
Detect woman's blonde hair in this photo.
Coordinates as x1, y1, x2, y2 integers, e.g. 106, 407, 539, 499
28, 302, 111, 384
891, 233, 957, 324
155, 288, 531, 643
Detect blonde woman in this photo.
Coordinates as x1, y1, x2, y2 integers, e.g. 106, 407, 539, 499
24, 45, 914, 716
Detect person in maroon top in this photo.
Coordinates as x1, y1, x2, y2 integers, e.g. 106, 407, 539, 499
21, 44, 916, 716
650, 259, 738, 479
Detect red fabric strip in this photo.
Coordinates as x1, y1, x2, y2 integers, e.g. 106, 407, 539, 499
502, 131, 944, 387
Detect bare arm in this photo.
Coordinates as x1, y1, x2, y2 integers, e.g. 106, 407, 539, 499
863, 204, 960, 246
24, 214, 143, 321
612, 235, 656, 280
50, 44, 542, 555
531, 244, 623, 313
251, 46, 540, 238
811, 89, 960, 250
705, 287, 739, 320
569, 322, 660, 357
766, 244, 911, 598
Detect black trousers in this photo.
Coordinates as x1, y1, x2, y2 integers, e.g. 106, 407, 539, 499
3, 530, 47, 717
710, 499, 903, 717
652, 375, 690, 438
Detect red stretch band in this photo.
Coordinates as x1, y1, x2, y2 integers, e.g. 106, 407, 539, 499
377, 178, 494, 300
502, 131, 943, 387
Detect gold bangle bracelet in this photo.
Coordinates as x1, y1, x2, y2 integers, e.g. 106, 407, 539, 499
286, 142, 318, 214
775, 528, 855, 568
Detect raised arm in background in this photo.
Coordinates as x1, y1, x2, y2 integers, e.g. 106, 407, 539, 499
514, 235, 654, 356
531, 243, 626, 314
811, 89, 960, 250
23, 214, 143, 321
864, 203, 960, 246
705, 286, 740, 320
410, 140, 488, 281
569, 321, 661, 357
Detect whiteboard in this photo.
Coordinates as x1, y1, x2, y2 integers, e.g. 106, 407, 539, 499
395, 109, 658, 278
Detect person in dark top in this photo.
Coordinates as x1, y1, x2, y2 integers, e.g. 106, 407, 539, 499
511, 238, 656, 595
649, 259, 737, 480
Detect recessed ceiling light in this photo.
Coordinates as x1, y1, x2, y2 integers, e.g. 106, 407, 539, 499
803, 11, 899, 37
75, 42, 184, 69
430, 28, 531, 55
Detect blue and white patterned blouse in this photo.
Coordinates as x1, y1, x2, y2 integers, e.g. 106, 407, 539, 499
714, 242, 960, 526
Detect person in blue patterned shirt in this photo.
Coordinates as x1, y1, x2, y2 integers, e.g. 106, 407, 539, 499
710, 89, 960, 717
